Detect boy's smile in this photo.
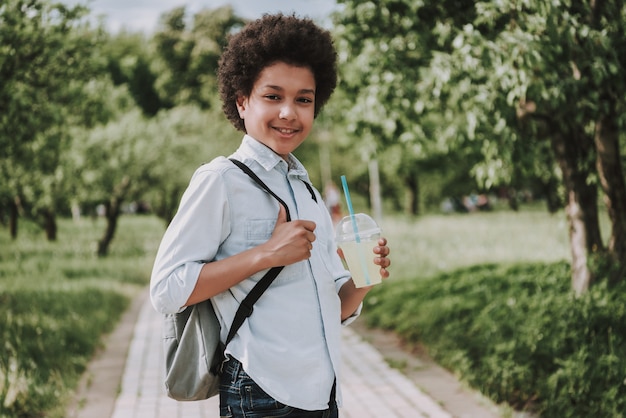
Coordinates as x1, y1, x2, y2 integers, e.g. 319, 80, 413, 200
236, 62, 316, 160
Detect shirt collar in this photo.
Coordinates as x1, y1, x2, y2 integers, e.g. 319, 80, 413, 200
239, 135, 309, 180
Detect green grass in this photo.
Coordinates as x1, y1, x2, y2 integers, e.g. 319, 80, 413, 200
366, 207, 625, 417
0, 215, 164, 418
380, 207, 571, 281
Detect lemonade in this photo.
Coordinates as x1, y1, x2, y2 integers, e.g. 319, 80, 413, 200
339, 238, 381, 287
335, 213, 382, 288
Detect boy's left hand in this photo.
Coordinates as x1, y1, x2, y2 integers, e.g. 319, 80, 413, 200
338, 237, 391, 279
374, 237, 391, 279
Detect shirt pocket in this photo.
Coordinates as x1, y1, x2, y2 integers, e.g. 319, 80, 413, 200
245, 219, 275, 245
312, 239, 339, 290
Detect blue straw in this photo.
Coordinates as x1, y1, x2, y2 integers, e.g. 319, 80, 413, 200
340, 175, 360, 244
341, 175, 371, 285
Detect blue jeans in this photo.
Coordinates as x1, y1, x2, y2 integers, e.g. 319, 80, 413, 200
219, 356, 338, 418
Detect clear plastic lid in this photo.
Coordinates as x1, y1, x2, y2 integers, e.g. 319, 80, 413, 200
335, 213, 381, 242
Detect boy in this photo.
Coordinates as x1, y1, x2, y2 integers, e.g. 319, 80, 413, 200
150, 13, 390, 417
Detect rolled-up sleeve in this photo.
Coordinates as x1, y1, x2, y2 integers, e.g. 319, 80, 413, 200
150, 166, 229, 314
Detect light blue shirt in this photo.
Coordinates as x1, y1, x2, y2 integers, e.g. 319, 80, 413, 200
150, 135, 359, 410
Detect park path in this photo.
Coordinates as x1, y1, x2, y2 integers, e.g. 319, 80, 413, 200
108, 296, 454, 418
68, 290, 502, 418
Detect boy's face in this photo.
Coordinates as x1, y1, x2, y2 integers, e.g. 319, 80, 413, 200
236, 61, 315, 160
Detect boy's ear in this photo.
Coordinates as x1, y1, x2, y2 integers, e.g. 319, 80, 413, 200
236, 96, 247, 119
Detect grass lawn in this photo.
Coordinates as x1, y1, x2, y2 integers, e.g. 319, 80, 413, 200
380, 207, 571, 281
0, 215, 164, 418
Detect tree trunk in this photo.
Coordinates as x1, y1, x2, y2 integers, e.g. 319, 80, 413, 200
156, 187, 182, 226
97, 201, 120, 257
594, 112, 626, 275
369, 159, 382, 222
166, 187, 182, 225
97, 176, 130, 257
508, 188, 520, 211
404, 174, 419, 215
542, 177, 562, 213
550, 132, 604, 295
565, 189, 595, 295
9, 198, 18, 239
42, 209, 57, 241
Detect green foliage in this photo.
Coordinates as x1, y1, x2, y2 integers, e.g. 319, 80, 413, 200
152, 6, 245, 109
143, 105, 240, 223
364, 264, 626, 417
70, 109, 156, 206
0, 215, 161, 417
0, 0, 125, 230
67, 105, 238, 223
334, 0, 626, 288
332, 0, 516, 213
103, 31, 163, 116
364, 208, 614, 416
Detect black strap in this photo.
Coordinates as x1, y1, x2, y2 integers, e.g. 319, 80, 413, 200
230, 158, 317, 203
229, 158, 292, 221
224, 158, 289, 346
303, 181, 318, 203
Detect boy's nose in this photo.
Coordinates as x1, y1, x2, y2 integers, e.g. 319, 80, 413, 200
279, 104, 296, 120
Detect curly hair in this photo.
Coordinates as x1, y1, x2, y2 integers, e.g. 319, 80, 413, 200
217, 13, 338, 132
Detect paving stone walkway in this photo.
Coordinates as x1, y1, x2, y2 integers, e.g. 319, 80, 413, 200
110, 298, 453, 418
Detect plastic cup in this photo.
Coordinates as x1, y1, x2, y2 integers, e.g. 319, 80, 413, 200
335, 213, 382, 288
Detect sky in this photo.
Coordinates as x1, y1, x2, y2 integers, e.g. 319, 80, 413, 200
61, 0, 339, 33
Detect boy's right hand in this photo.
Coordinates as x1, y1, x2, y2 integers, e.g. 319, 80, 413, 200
264, 204, 316, 267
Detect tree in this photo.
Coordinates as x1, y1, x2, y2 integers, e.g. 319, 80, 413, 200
152, 6, 245, 109
333, 0, 497, 215
71, 104, 239, 256
334, 0, 626, 293
103, 31, 163, 116
71, 109, 157, 256
0, 0, 111, 239
454, 0, 626, 292
143, 105, 240, 225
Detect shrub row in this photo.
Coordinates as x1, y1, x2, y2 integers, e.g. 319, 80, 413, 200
363, 262, 626, 417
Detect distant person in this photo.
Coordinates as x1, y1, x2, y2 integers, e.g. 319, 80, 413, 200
476, 193, 491, 211
150, 14, 391, 417
324, 181, 342, 225
463, 195, 476, 212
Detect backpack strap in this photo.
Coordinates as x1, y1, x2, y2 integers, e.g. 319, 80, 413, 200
230, 158, 317, 203
229, 158, 292, 221
224, 158, 288, 346
302, 181, 318, 203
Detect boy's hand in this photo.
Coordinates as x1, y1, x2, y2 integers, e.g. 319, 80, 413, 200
264, 204, 316, 266
336, 237, 391, 282
374, 237, 391, 279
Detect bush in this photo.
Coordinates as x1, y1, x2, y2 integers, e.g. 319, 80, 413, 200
363, 262, 626, 417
